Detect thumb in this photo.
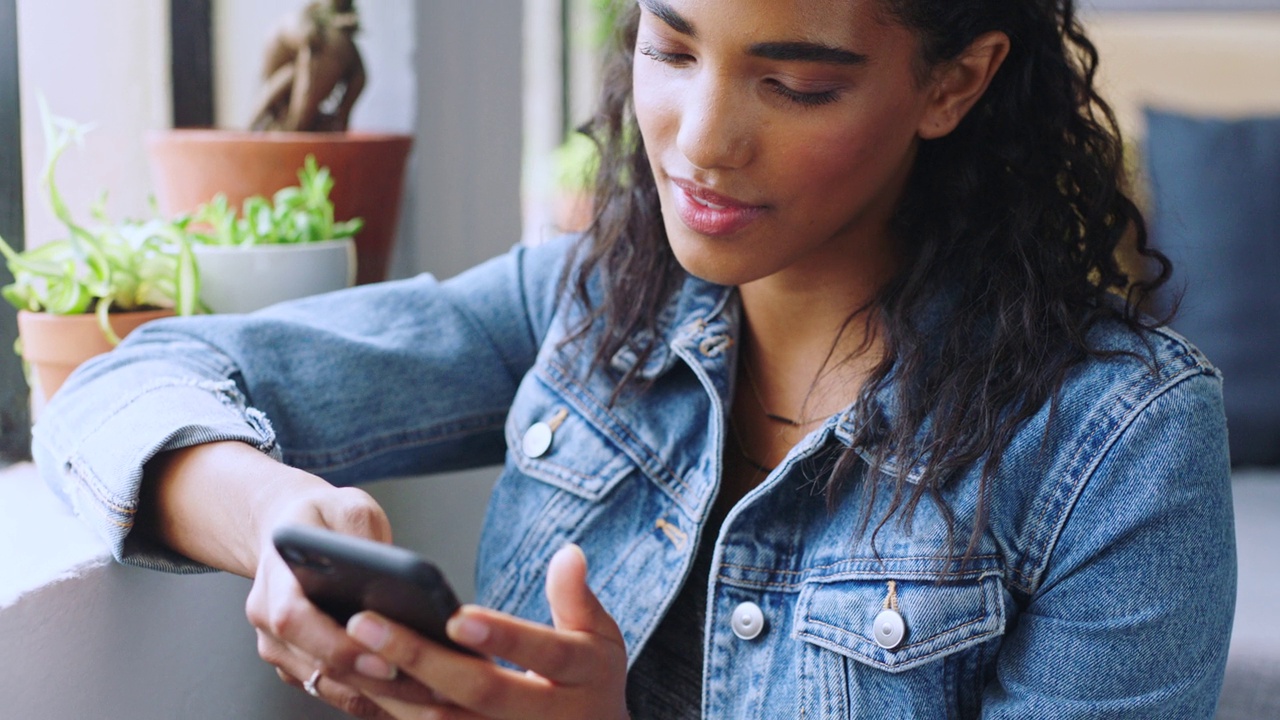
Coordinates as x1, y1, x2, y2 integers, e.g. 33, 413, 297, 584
545, 544, 622, 642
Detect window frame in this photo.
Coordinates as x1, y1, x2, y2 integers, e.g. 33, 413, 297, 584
0, 0, 29, 465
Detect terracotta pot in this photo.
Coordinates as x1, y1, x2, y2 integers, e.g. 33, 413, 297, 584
147, 130, 413, 286
18, 309, 175, 417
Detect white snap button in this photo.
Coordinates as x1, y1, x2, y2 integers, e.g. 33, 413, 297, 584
873, 608, 906, 650
521, 422, 554, 458
731, 601, 765, 640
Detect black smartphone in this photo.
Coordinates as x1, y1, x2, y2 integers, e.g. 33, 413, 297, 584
272, 524, 473, 655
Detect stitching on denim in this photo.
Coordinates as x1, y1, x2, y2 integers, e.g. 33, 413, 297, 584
66, 459, 136, 531
507, 411, 629, 478
719, 555, 1000, 575
604, 522, 705, 666
511, 451, 632, 497
543, 360, 696, 508
70, 377, 241, 443
1013, 363, 1213, 589
719, 566, 1002, 593
488, 487, 579, 610
719, 570, 998, 591
1013, 364, 1211, 593
597, 529, 653, 596
803, 613, 991, 653
796, 620, 1000, 671
66, 456, 135, 516
506, 416, 634, 499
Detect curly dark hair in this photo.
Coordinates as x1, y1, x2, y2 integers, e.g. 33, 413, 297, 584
567, 0, 1172, 560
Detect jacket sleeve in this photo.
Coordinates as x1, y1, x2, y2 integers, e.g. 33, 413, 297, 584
31, 235, 578, 572
982, 370, 1236, 718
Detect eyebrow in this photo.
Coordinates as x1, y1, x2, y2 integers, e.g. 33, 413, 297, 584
748, 42, 869, 67
637, 0, 695, 37
637, 0, 869, 67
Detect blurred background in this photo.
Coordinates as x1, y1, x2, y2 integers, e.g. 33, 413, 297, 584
0, 1, 1277, 718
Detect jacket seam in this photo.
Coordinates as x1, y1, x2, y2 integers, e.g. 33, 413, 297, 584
1010, 363, 1217, 595
543, 359, 696, 511
801, 613, 993, 653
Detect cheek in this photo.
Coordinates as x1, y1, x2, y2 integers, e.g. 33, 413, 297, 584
781, 107, 920, 205
632, 63, 674, 157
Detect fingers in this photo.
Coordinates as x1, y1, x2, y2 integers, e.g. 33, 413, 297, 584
349, 611, 554, 717
247, 550, 365, 673
363, 694, 488, 720
247, 543, 434, 709
443, 606, 604, 685
545, 544, 623, 646
344, 546, 629, 720
261, 629, 390, 719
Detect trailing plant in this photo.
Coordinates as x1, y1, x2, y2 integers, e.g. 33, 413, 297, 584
188, 155, 364, 247
0, 101, 198, 344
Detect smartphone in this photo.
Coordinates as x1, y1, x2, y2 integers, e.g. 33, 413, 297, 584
272, 524, 474, 655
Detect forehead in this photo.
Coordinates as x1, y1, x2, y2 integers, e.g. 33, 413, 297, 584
645, 0, 885, 33
642, 0, 891, 43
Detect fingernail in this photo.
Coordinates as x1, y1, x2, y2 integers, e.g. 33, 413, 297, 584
447, 615, 490, 646
347, 613, 390, 651
551, 543, 587, 571
354, 653, 398, 681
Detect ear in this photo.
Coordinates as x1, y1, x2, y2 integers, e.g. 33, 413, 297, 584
917, 31, 1011, 140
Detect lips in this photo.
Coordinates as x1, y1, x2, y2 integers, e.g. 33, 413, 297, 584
671, 178, 766, 236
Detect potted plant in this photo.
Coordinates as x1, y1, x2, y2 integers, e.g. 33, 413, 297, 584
551, 131, 601, 234
184, 155, 361, 314
147, 0, 412, 286
0, 104, 198, 414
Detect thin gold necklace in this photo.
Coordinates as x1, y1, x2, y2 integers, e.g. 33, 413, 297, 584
727, 413, 775, 475
741, 352, 827, 427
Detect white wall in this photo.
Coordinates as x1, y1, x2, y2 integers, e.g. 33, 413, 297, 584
1086, 12, 1280, 137
214, 0, 416, 134
17, 0, 170, 249
399, 0, 526, 279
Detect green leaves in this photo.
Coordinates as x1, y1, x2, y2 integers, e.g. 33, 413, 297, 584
190, 154, 363, 247
0, 104, 361, 350
0, 102, 198, 342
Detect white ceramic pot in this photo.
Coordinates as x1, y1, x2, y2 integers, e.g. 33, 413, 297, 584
193, 238, 357, 314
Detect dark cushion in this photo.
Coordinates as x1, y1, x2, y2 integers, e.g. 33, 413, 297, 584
1145, 108, 1280, 466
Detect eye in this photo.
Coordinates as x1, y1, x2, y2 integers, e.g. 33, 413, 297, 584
639, 42, 693, 66
766, 79, 841, 108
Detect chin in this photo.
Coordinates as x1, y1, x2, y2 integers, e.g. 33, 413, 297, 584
667, 232, 764, 287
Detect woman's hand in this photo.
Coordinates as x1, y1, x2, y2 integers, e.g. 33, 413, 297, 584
245, 483, 434, 718
345, 544, 630, 720
139, 441, 437, 717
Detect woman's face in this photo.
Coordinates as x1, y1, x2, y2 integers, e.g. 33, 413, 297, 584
632, 0, 937, 289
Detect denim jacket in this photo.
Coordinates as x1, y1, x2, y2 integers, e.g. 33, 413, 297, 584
33, 234, 1235, 718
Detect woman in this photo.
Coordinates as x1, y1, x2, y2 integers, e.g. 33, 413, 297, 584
35, 0, 1234, 717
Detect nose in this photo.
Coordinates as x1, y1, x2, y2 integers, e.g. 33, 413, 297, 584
675, 73, 754, 171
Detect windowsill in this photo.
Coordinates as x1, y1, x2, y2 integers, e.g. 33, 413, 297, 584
0, 461, 111, 609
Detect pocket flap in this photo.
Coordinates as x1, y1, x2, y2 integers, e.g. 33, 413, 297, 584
794, 567, 1005, 673
506, 376, 634, 501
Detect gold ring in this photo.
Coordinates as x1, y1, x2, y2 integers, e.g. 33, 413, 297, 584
303, 669, 323, 698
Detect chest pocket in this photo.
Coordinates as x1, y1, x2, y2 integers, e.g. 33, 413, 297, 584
504, 375, 636, 502
792, 561, 1006, 719
795, 565, 1005, 672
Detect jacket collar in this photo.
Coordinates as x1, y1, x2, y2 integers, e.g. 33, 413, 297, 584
608, 271, 736, 381
607, 269, 954, 485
